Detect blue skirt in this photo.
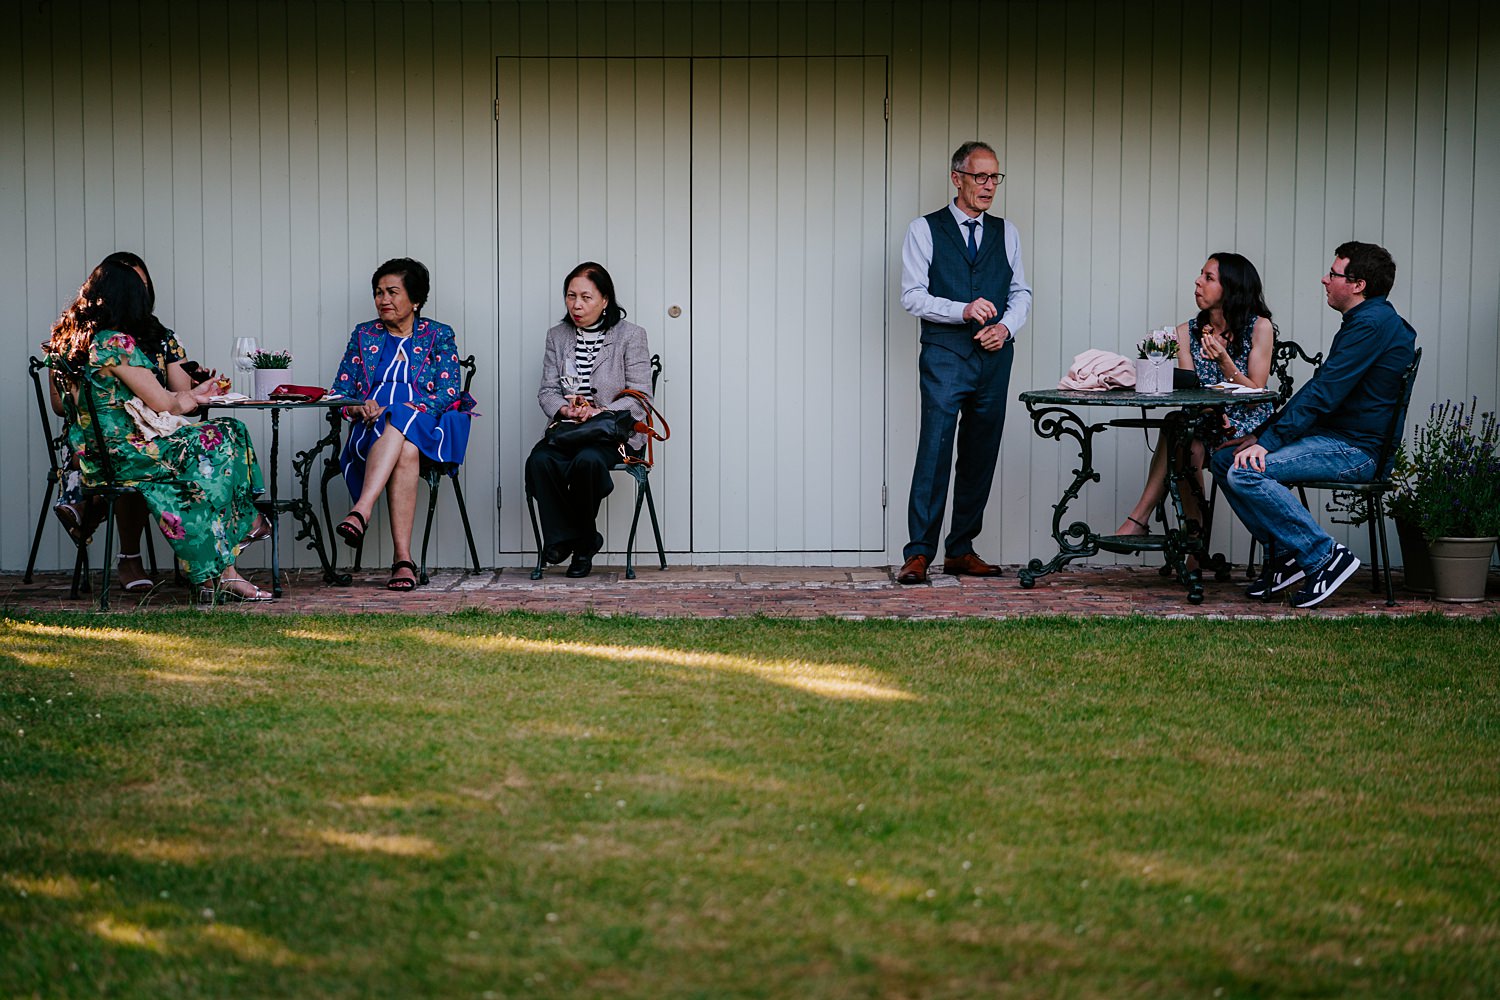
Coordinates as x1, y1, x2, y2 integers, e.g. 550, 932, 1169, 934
340, 405, 472, 503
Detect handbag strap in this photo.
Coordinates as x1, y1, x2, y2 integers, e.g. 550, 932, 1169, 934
612, 388, 670, 467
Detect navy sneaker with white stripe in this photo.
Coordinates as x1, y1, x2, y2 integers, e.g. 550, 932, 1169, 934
1289, 544, 1362, 609
1246, 551, 1305, 599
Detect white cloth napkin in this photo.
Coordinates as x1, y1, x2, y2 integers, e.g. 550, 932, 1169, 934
1205, 381, 1265, 394
122, 397, 193, 441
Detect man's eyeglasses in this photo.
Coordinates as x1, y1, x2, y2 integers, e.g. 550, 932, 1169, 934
1327, 268, 1358, 282
955, 170, 1005, 186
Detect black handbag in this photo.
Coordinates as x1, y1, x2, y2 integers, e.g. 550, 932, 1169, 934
543, 408, 636, 453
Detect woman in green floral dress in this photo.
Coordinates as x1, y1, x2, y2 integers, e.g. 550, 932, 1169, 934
48, 260, 272, 600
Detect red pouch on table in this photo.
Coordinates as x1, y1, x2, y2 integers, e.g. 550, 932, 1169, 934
268, 384, 326, 402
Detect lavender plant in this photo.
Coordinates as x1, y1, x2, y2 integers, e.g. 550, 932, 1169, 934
1409, 398, 1500, 540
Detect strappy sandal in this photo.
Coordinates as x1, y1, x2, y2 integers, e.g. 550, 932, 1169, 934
117, 552, 154, 592
243, 515, 273, 544
197, 577, 274, 604
336, 510, 367, 547
1124, 515, 1150, 532
387, 559, 419, 591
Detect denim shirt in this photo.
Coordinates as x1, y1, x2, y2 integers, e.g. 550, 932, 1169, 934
1256, 296, 1416, 457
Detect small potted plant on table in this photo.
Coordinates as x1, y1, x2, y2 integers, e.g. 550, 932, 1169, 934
1135, 327, 1177, 394
251, 349, 293, 401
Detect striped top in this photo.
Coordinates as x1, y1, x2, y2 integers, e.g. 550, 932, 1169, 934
571, 324, 607, 399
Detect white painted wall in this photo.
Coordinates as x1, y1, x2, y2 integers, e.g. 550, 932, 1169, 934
5, 0, 1497, 574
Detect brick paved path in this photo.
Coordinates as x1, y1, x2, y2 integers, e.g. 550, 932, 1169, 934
4, 562, 1496, 618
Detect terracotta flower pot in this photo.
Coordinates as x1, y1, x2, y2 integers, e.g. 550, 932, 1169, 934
1428, 536, 1498, 603
1395, 517, 1434, 593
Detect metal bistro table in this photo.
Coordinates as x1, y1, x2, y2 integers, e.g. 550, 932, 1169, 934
1017, 386, 1277, 604
202, 397, 353, 596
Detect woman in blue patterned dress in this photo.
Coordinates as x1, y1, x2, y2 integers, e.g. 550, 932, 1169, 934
329, 258, 477, 590
1117, 252, 1275, 536
47, 260, 271, 600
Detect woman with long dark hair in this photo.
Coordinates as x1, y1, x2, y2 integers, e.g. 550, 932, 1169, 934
48, 252, 223, 591
47, 259, 270, 600
525, 261, 653, 578
1116, 252, 1275, 536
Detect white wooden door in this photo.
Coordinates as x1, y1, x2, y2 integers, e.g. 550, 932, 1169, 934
497, 56, 888, 559
496, 57, 693, 557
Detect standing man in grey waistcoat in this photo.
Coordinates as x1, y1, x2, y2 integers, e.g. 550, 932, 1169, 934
896, 141, 1033, 584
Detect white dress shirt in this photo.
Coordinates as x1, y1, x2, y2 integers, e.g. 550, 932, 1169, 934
900, 200, 1033, 338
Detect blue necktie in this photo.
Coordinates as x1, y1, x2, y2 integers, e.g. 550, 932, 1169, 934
963, 219, 979, 262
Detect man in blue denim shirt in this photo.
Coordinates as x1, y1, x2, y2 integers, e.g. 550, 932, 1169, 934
1212, 241, 1417, 608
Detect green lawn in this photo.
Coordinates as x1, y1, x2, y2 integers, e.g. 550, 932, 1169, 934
2, 612, 1498, 998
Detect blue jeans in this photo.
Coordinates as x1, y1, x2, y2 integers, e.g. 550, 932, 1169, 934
1210, 435, 1376, 572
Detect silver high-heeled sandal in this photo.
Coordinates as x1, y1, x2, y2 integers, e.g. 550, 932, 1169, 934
197, 576, 274, 604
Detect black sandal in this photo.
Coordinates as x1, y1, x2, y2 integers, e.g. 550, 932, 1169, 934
387, 559, 418, 591
336, 510, 367, 547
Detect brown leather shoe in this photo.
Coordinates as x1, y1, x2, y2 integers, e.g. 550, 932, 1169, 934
942, 552, 1004, 577
896, 554, 929, 585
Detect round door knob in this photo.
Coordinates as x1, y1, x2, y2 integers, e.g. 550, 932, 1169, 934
667, 305, 682, 319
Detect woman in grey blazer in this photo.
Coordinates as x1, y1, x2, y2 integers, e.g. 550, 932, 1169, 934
526, 261, 653, 577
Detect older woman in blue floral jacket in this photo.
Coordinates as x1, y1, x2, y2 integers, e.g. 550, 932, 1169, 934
329, 258, 477, 590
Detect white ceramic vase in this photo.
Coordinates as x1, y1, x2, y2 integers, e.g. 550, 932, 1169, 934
253, 368, 288, 401
1135, 356, 1173, 394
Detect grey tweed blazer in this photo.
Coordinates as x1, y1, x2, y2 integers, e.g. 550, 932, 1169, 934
536, 318, 653, 450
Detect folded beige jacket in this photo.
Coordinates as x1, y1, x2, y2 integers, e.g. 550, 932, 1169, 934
1059, 349, 1137, 390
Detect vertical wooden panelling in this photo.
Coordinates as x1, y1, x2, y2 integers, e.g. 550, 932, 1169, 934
5, 0, 41, 572
1472, 1, 1500, 397
684, 55, 886, 559
1438, 1, 1479, 401
498, 57, 694, 557
6, 1, 1500, 573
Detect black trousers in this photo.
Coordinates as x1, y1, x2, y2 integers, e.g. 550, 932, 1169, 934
525, 439, 616, 550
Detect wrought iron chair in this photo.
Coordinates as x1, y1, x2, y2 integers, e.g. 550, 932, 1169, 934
351, 355, 482, 585
528, 354, 667, 580
1288, 346, 1423, 606
1203, 332, 1324, 576
417, 355, 482, 584
44, 353, 160, 610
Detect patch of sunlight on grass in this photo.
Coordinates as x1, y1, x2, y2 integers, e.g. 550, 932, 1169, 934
317, 829, 445, 859
418, 630, 920, 703
92, 915, 167, 952
197, 922, 305, 966
851, 871, 930, 901
3, 873, 87, 900
1107, 851, 1211, 887
141, 671, 224, 685
349, 793, 415, 809
281, 627, 358, 644
5, 621, 276, 679
114, 837, 213, 865
661, 762, 791, 794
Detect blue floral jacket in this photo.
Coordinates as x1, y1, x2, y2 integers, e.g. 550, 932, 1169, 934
328, 317, 477, 417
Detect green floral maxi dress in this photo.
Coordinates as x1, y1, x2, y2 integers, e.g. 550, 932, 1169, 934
65, 330, 265, 584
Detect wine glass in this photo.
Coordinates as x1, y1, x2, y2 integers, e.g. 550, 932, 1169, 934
232, 336, 259, 396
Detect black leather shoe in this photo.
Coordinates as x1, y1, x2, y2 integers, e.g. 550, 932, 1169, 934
565, 532, 604, 578
541, 542, 574, 565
